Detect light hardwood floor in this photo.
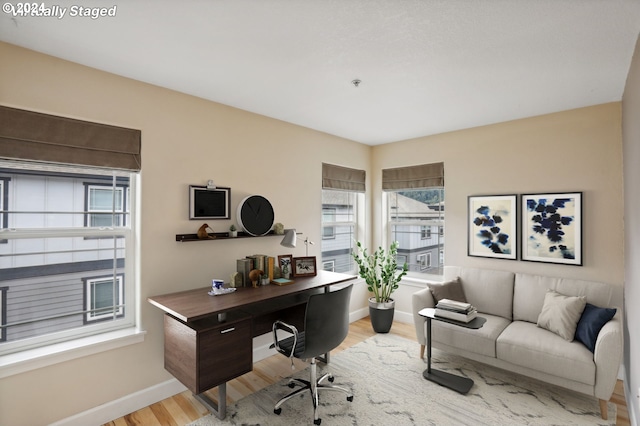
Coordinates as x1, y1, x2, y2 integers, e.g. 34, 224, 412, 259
105, 318, 630, 425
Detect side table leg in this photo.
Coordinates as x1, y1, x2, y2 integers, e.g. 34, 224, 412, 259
194, 383, 227, 419
426, 317, 432, 373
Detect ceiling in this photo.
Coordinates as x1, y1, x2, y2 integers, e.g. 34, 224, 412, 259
1, 1, 640, 145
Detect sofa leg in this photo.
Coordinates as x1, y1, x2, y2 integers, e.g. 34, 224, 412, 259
419, 344, 425, 359
599, 399, 608, 420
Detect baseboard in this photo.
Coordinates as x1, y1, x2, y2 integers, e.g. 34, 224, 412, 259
49, 378, 187, 426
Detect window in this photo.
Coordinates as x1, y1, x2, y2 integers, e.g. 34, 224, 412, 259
387, 187, 445, 277
321, 190, 361, 273
84, 275, 124, 323
321, 163, 365, 274
322, 208, 336, 239
86, 184, 126, 227
0, 161, 136, 355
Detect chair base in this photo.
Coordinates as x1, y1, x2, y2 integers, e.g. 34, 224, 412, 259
274, 358, 353, 425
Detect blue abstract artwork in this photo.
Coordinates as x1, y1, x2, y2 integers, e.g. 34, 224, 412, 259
522, 192, 582, 265
468, 195, 517, 260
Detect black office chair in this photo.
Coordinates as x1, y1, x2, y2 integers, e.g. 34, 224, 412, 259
272, 284, 354, 425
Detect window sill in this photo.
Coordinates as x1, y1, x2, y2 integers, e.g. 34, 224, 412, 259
0, 327, 146, 379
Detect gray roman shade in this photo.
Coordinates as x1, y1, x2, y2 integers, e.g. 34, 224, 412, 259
322, 163, 366, 192
0, 106, 141, 171
382, 162, 444, 190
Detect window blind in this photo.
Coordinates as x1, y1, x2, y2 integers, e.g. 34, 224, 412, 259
322, 163, 365, 193
382, 162, 444, 190
0, 106, 141, 171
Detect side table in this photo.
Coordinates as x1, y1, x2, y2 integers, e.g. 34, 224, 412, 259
418, 307, 486, 394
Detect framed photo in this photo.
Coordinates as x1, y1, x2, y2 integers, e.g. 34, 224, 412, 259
468, 194, 517, 260
189, 185, 231, 220
278, 254, 293, 279
293, 256, 317, 277
521, 192, 582, 265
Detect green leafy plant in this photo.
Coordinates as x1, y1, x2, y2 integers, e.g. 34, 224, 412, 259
229, 224, 237, 231
352, 241, 408, 302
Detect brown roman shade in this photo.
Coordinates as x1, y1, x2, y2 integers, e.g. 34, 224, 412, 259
0, 106, 141, 171
322, 163, 366, 192
382, 162, 444, 190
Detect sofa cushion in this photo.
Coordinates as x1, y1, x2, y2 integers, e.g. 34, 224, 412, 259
427, 277, 467, 303
513, 273, 560, 323
431, 313, 510, 358
497, 321, 595, 386
537, 290, 586, 341
574, 303, 617, 352
444, 266, 514, 320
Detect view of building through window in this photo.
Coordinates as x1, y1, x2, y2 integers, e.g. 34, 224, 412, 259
321, 190, 358, 273
388, 188, 444, 276
0, 161, 134, 353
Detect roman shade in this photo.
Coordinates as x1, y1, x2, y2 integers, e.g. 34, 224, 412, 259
382, 162, 444, 190
322, 163, 365, 192
0, 106, 141, 171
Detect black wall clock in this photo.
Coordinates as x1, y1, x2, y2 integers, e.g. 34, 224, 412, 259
237, 195, 275, 236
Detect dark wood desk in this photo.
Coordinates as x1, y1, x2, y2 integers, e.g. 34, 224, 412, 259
418, 308, 486, 394
148, 270, 356, 419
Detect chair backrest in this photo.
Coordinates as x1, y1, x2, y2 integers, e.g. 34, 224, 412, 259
300, 284, 353, 359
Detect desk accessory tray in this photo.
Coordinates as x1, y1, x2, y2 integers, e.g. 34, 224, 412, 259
208, 288, 237, 296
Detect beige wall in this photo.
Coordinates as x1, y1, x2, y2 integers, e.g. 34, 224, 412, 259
622, 34, 640, 424
372, 103, 624, 287
0, 40, 629, 425
0, 42, 370, 426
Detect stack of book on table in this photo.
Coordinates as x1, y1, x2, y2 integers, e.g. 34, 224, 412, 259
434, 299, 478, 323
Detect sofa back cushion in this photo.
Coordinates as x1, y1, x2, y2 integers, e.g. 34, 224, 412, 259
444, 266, 514, 320
514, 273, 619, 323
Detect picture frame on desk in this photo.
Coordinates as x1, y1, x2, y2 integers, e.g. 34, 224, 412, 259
293, 256, 317, 277
278, 254, 293, 279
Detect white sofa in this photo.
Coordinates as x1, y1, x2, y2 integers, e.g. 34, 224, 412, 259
411, 266, 623, 420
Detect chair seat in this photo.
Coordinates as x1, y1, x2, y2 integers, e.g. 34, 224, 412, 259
275, 331, 307, 358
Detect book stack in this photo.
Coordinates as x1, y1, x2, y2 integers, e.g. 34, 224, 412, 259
434, 299, 478, 323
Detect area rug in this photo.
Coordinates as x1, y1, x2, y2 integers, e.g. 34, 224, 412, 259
188, 333, 616, 425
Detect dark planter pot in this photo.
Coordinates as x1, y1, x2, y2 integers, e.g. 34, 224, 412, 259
369, 298, 395, 333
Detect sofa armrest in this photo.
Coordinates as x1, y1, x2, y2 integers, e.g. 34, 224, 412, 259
593, 310, 623, 401
412, 287, 436, 346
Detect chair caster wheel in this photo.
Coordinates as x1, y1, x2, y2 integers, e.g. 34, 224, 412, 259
274, 408, 282, 415
328, 376, 334, 383
314, 418, 321, 425
288, 382, 296, 388
347, 395, 354, 402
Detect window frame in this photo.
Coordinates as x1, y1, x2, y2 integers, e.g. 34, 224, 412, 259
321, 189, 363, 275
0, 160, 138, 357
83, 274, 124, 324
84, 183, 128, 227
386, 187, 445, 278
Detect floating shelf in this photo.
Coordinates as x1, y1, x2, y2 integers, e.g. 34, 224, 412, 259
176, 230, 279, 242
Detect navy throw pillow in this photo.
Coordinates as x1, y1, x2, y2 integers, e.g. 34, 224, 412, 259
574, 303, 616, 352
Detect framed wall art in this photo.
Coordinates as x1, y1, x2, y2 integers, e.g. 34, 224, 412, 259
293, 256, 317, 277
468, 194, 517, 260
521, 192, 582, 265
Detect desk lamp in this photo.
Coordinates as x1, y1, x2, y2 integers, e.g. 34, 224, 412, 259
280, 229, 314, 256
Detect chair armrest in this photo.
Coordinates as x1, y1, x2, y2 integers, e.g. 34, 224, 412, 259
593, 310, 623, 400
272, 320, 299, 358
412, 287, 436, 346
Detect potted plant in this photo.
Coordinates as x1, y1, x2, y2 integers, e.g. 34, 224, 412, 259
229, 224, 238, 238
352, 240, 408, 333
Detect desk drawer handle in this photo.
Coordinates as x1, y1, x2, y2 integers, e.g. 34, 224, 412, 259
220, 327, 235, 334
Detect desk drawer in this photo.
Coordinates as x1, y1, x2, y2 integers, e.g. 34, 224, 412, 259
164, 314, 252, 394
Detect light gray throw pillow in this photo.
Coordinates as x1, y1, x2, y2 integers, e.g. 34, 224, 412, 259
536, 290, 586, 341
427, 277, 467, 303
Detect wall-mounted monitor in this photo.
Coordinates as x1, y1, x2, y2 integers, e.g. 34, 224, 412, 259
189, 185, 231, 220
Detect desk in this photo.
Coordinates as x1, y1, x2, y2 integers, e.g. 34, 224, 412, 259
148, 270, 356, 419
418, 308, 486, 394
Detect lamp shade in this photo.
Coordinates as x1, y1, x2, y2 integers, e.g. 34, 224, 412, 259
280, 229, 297, 248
